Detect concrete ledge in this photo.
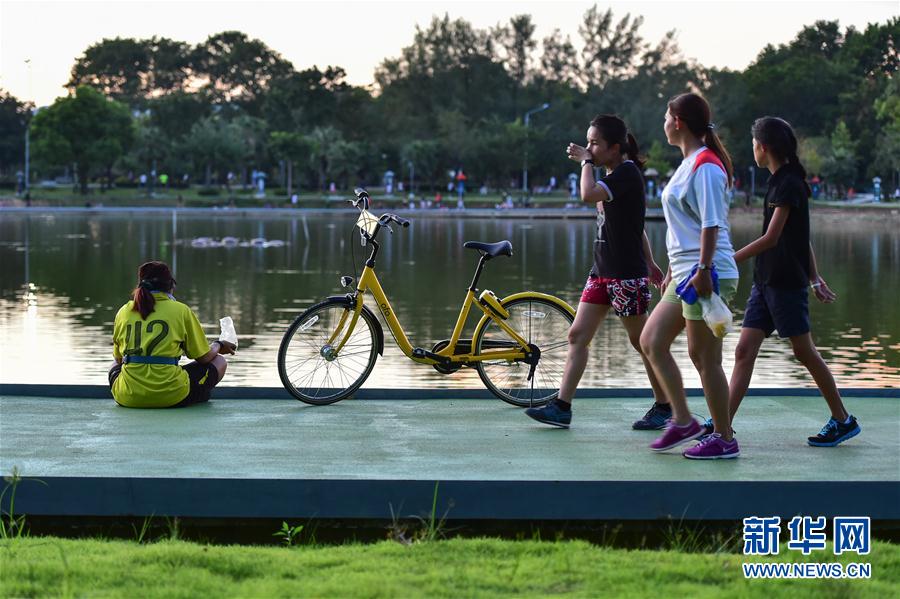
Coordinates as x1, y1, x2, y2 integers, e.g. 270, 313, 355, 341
9, 477, 899, 521
3, 384, 898, 400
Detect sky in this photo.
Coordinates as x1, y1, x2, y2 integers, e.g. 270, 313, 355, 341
1, 0, 897, 106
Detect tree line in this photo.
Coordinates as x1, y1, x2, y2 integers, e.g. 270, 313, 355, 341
0, 7, 897, 196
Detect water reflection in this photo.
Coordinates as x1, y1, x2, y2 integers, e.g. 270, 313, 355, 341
1, 211, 898, 389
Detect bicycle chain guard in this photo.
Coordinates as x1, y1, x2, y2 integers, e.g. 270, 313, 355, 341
430, 339, 469, 374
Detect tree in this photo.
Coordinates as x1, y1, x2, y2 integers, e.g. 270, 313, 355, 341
873, 76, 900, 187
121, 117, 169, 191
644, 140, 673, 177
539, 29, 579, 87
30, 86, 134, 194
305, 126, 342, 190
579, 6, 645, 89
263, 66, 375, 141
192, 31, 294, 115
0, 90, 31, 175
798, 136, 829, 178
400, 140, 443, 191
822, 121, 858, 195
494, 15, 537, 116
328, 140, 366, 190
146, 90, 210, 141
68, 37, 193, 108
269, 131, 311, 196
181, 116, 250, 187
68, 37, 150, 105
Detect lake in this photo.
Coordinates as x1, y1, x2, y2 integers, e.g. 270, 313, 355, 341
1, 208, 898, 390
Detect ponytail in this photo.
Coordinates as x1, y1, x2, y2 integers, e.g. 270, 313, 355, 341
752, 116, 811, 194
589, 114, 646, 170
131, 261, 175, 320
668, 93, 733, 187
703, 129, 734, 188
132, 283, 156, 320
625, 133, 646, 171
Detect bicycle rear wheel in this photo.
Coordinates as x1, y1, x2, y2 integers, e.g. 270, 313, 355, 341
278, 298, 378, 405
473, 295, 573, 407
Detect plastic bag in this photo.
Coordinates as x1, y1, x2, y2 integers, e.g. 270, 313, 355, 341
219, 316, 238, 348
698, 294, 733, 338
675, 264, 719, 305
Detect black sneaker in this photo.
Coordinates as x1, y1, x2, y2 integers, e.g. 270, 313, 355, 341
808, 415, 861, 447
632, 402, 672, 430
525, 400, 572, 429
698, 417, 735, 440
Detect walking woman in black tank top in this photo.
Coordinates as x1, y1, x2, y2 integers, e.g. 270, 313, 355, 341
524, 115, 666, 429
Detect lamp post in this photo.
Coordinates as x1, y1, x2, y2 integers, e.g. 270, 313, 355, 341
748, 165, 756, 205
522, 103, 550, 200
24, 58, 32, 201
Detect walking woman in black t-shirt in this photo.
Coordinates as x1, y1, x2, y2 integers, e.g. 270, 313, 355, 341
728, 117, 860, 447
525, 114, 666, 428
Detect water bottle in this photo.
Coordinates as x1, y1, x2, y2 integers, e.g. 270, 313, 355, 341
219, 316, 238, 349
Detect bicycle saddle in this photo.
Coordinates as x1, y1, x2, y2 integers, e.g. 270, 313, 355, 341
463, 240, 513, 258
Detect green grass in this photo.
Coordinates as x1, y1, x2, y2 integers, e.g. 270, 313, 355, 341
1, 186, 604, 210
2, 537, 897, 597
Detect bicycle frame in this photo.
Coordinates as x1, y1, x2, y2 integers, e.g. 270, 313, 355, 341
329, 264, 530, 366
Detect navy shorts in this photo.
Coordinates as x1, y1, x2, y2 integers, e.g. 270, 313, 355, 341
742, 283, 810, 338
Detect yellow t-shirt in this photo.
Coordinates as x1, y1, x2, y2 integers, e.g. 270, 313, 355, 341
111, 293, 210, 408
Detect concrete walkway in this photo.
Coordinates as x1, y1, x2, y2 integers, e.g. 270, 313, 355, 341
2, 393, 897, 520
2, 394, 896, 481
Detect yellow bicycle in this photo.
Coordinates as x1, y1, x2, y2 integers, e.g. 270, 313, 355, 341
278, 188, 575, 406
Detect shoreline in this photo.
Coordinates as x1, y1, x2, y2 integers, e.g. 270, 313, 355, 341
2, 204, 899, 224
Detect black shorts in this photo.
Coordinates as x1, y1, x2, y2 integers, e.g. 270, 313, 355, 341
742, 283, 810, 338
108, 361, 219, 408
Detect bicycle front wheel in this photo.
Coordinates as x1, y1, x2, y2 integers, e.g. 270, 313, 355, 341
278, 298, 378, 405
474, 295, 574, 407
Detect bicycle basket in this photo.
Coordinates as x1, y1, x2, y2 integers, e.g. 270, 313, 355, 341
356, 210, 379, 236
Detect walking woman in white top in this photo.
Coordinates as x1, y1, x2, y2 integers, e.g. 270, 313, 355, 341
639, 93, 741, 459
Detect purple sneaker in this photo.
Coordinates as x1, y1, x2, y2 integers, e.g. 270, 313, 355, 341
683, 433, 740, 460
649, 418, 703, 452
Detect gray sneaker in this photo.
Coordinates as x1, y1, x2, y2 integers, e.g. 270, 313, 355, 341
632, 402, 672, 430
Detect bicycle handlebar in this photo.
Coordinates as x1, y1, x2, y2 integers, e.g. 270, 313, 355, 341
385, 214, 410, 228
350, 188, 370, 211
349, 188, 410, 238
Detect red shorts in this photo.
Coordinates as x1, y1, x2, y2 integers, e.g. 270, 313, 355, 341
580, 276, 651, 317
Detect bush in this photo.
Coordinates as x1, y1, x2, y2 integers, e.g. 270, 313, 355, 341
113, 176, 139, 188
197, 187, 221, 197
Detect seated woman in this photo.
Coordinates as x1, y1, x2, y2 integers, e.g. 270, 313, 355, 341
108, 261, 235, 408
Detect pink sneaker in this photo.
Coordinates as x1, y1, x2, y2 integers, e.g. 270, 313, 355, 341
683, 433, 740, 459
650, 418, 703, 452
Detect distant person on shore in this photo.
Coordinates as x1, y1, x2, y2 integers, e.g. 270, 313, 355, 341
524, 114, 665, 429
726, 117, 860, 447
109, 261, 235, 408
640, 92, 740, 459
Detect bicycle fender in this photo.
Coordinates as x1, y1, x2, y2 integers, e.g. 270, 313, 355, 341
470, 291, 576, 341
326, 295, 385, 356
497, 291, 576, 316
